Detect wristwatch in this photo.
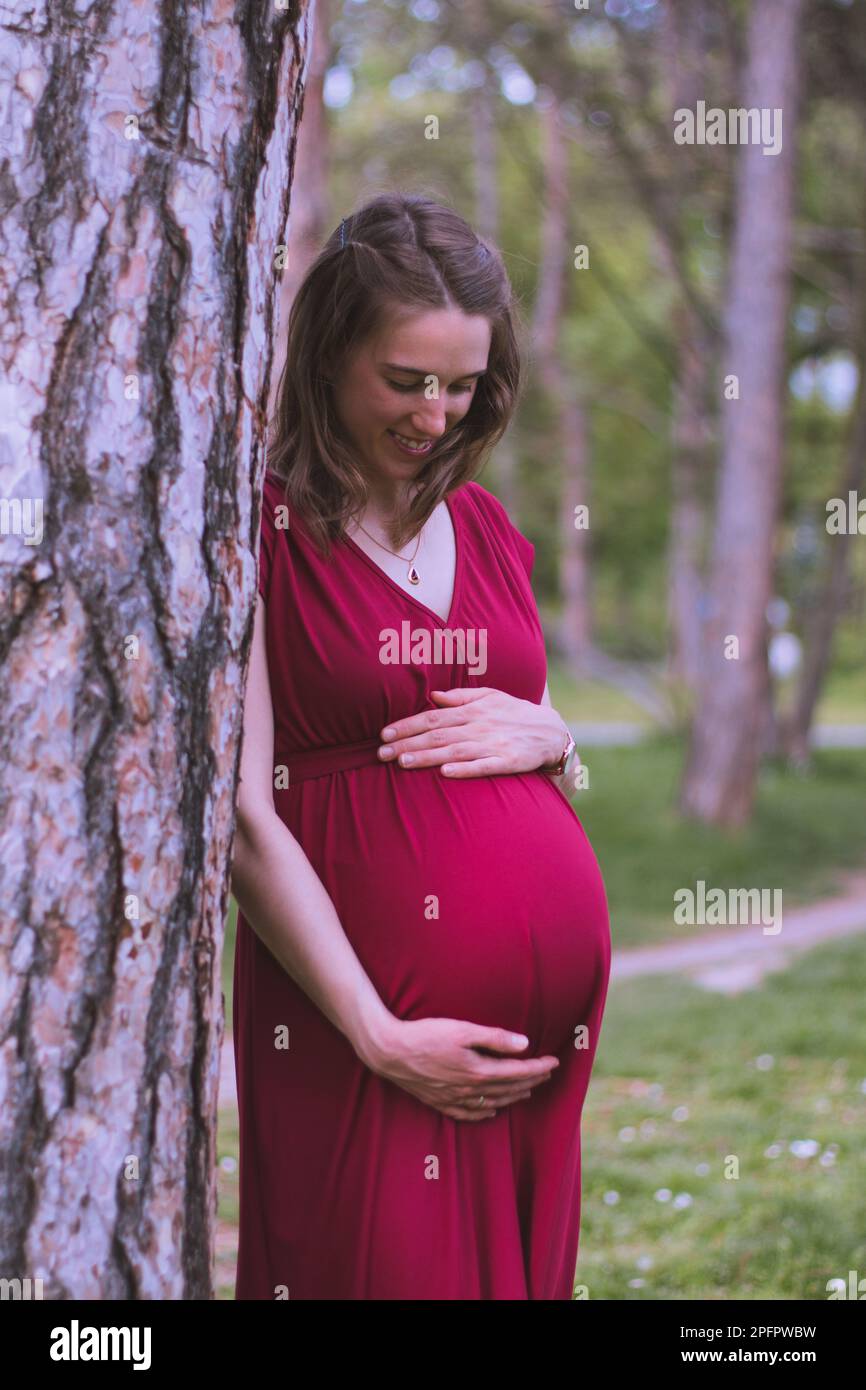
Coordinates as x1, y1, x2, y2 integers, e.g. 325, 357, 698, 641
541, 726, 577, 778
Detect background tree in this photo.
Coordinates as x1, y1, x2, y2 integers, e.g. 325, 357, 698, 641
680, 0, 807, 825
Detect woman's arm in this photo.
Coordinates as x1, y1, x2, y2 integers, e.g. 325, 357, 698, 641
231, 597, 396, 1064
230, 596, 561, 1119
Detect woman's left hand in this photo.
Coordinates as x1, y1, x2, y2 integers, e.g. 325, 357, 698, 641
377, 686, 569, 778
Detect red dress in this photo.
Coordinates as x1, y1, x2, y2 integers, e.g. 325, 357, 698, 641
233, 468, 611, 1300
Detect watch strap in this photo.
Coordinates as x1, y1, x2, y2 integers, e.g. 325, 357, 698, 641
541, 728, 576, 776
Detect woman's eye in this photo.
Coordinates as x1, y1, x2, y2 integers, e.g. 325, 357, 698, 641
387, 380, 474, 394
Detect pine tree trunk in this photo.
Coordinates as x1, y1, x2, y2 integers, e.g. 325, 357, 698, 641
0, 0, 314, 1298
679, 0, 806, 826
532, 94, 592, 664
782, 175, 866, 764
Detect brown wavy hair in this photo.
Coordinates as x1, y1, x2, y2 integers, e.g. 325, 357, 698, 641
266, 192, 524, 558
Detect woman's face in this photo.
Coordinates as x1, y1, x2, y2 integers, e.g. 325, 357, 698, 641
331, 305, 492, 490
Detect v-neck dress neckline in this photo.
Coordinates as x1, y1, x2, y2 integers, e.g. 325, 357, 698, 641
340, 490, 463, 628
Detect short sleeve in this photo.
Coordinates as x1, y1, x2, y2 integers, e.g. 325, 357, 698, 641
509, 526, 535, 582
256, 472, 286, 603
466, 481, 535, 583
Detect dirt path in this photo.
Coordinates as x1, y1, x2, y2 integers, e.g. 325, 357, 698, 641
611, 869, 866, 994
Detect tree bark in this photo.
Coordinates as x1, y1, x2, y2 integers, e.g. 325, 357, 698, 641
660, 0, 719, 697
782, 174, 866, 764
531, 93, 592, 663
0, 0, 313, 1298
666, 310, 715, 693
269, 0, 332, 424
679, 0, 806, 826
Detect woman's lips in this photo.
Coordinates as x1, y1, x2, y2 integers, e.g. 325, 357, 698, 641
387, 430, 434, 458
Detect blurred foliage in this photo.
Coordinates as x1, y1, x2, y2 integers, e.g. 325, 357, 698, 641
316, 0, 865, 694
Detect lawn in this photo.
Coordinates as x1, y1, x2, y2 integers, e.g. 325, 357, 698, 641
577, 934, 866, 1299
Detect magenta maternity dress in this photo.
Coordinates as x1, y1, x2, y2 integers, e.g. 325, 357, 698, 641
233, 467, 611, 1300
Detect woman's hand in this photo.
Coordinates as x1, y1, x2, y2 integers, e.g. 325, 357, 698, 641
358, 1016, 561, 1121
377, 686, 569, 778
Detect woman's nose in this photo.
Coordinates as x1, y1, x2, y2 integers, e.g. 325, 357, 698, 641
409, 401, 448, 437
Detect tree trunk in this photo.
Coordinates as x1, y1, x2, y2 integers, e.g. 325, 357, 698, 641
0, 0, 313, 1298
269, 0, 332, 424
659, 5, 718, 698
667, 312, 715, 694
679, 0, 806, 826
462, 13, 518, 517
531, 93, 592, 664
781, 174, 866, 765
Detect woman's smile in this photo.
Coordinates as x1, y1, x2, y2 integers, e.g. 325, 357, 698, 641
387, 429, 434, 457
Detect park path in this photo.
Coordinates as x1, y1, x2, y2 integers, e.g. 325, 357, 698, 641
611, 869, 866, 995
570, 722, 866, 747
218, 870, 866, 1111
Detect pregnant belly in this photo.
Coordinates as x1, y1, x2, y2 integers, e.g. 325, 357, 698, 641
288, 768, 611, 1058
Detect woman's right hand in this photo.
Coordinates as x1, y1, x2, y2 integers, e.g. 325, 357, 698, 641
358, 1015, 560, 1120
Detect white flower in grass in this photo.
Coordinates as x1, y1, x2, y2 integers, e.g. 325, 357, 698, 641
219, 1155, 237, 1173
640, 1121, 657, 1139
636, 1254, 654, 1271
628, 1278, 646, 1288
755, 1054, 774, 1070
819, 1150, 837, 1167
672, 1105, 689, 1122
695, 1162, 710, 1176
619, 1126, 637, 1142
789, 1139, 820, 1158
764, 1143, 783, 1158
673, 1193, 693, 1209
603, 1190, 620, 1205
654, 1188, 672, 1203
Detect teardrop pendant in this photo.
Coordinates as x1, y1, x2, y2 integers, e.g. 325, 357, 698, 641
408, 564, 421, 585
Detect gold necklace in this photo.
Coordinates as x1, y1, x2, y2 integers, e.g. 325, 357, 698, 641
355, 519, 423, 585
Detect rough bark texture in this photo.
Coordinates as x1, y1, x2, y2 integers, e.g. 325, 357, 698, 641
666, 310, 715, 693
531, 93, 591, 663
660, 1, 719, 696
680, 0, 805, 825
269, 0, 330, 425
0, 0, 313, 1298
781, 175, 866, 764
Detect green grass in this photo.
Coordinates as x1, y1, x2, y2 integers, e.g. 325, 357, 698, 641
814, 665, 866, 725
547, 667, 653, 724
546, 661, 866, 728
573, 738, 866, 947
216, 1105, 239, 1300
578, 935, 866, 1299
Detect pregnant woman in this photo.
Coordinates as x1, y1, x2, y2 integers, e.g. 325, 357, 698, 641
230, 193, 611, 1300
